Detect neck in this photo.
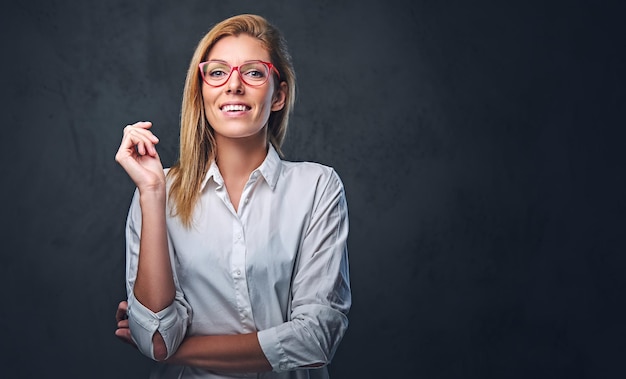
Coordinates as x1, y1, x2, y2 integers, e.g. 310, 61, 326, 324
215, 133, 268, 181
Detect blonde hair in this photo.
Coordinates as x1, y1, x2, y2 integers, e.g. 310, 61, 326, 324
167, 14, 296, 227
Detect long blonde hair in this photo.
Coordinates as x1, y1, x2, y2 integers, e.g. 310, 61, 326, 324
167, 14, 296, 227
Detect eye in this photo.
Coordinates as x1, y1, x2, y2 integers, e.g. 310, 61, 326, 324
251, 70, 263, 77
209, 69, 228, 78
243, 69, 266, 79
203, 62, 231, 80
241, 62, 268, 81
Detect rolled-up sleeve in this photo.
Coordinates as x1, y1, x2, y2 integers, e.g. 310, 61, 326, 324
257, 169, 351, 372
124, 189, 192, 360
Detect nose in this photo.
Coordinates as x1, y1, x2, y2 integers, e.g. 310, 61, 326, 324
225, 67, 244, 94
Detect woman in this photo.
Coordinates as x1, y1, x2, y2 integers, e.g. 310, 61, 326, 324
114, 14, 351, 378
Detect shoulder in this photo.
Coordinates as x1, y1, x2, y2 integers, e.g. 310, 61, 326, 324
280, 160, 343, 188
278, 160, 348, 219
279, 160, 346, 208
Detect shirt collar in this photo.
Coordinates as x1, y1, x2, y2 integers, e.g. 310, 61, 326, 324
199, 144, 282, 192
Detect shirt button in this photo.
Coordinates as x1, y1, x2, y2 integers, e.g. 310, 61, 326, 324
244, 198, 249, 204
236, 269, 241, 276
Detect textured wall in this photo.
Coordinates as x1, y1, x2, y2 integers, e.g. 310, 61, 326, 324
0, 1, 624, 378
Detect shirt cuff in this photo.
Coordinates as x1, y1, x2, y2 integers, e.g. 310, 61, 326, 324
257, 327, 290, 372
128, 295, 188, 360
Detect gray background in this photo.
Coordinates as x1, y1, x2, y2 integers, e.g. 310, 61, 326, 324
1, 0, 624, 378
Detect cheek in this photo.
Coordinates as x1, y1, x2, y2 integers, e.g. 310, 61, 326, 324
262, 88, 278, 109
201, 84, 219, 105
201, 86, 211, 105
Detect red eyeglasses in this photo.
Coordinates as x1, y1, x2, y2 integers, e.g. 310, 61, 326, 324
199, 60, 280, 87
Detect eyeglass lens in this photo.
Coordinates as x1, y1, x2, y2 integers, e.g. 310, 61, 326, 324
202, 61, 270, 86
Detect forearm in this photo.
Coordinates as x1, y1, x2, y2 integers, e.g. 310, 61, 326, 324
165, 333, 272, 373
133, 189, 175, 312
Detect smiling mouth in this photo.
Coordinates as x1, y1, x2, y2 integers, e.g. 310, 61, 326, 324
221, 104, 251, 112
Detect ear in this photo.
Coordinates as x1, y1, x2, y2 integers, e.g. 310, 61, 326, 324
271, 81, 288, 112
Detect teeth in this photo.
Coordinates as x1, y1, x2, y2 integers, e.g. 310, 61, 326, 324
222, 104, 248, 112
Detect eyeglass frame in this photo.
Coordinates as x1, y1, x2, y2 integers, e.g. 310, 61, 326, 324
198, 60, 281, 87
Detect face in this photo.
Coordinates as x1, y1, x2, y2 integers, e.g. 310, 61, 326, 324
202, 34, 286, 143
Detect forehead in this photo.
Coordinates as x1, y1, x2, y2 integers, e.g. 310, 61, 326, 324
207, 34, 271, 63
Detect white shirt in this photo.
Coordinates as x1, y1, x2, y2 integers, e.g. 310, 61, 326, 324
124, 145, 351, 379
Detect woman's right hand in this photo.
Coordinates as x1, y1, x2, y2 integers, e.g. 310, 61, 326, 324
114, 300, 136, 347
115, 121, 165, 193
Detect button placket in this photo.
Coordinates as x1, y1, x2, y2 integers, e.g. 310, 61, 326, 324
231, 218, 254, 331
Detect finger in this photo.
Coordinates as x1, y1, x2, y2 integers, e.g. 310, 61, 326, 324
124, 127, 159, 146
136, 140, 147, 156
125, 125, 159, 140
124, 122, 159, 143
115, 301, 128, 322
135, 140, 159, 158
117, 319, 129, 328
115, 328, 136, 347
119, 130, 157, 158
124, 130, 159, 157
126, 121, 153, 131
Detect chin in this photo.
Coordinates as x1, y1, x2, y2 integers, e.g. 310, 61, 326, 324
214, 127, 267, 141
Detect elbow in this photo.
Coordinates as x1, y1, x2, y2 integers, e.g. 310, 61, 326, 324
152, 332, 168, 361
154, 348, 167, 362
295, 310, 349, 367
311, 346, 334, 368
126, 296, 190, 362
297, 346, 332, 370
